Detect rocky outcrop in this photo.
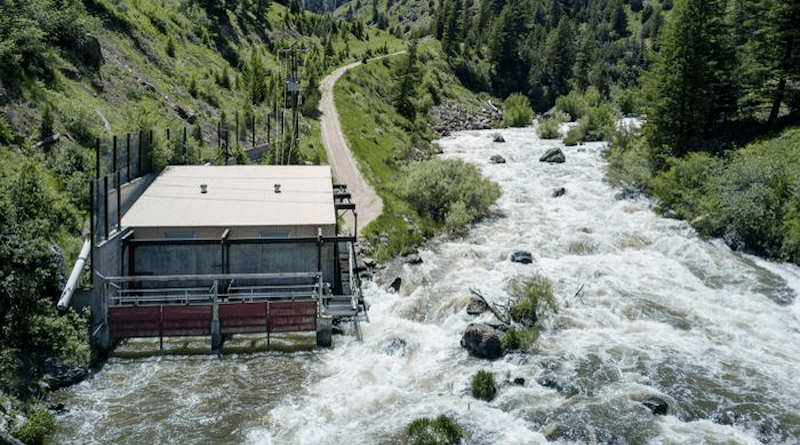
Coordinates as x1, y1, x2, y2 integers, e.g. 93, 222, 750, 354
489, 155, 506, 164
461, 323, 504, 359
510, 250, 533, 264
81, 35, 104, 70
39, 357, 88, 391
430, 101, 503, 135
540, 148, 566, 163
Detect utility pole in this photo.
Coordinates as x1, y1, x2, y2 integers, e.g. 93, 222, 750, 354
279, 45, 308, 164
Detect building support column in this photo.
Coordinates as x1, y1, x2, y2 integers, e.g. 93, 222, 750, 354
211, 279, 222, 350
316, 317, 332, 348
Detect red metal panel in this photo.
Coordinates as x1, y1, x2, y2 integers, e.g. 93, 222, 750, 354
219, 302, 268, 334
109, 306, 161, 338
268, 300, 317, 333
161, 305, 212, 336
108, 300, 318, 341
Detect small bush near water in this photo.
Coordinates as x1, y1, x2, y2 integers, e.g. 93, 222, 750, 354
471, 370, 496, 401
400, 158, 501, 235
538, 119, 560, 139
503, 93, 533, 127
510, 275, 558, 326
12, 407, 55, 445
406, 415, 465, 445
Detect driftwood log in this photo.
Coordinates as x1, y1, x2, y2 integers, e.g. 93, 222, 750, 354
469, 288, 510, 324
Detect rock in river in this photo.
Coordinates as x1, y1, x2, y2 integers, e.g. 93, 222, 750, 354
461, 323, 504, 359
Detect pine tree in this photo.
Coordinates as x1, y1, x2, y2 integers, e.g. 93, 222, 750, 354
743, 0, 800, 125
394, 40, 421, 119
641, 0, 738, 160
488, 1, 529, 97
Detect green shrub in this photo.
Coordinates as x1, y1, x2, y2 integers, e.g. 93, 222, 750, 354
510, 275, 557, 327
471, 370, 496, 401
0, 114, 15, 145
538, 119, 560, 139
555, 90, 587, 121
563, 126, 581, 146
714, 150, 793, 255
782, 193, 800, 263
650, 152, 723, 235
501, 326, 539, 351
61, 101, 100, 147
12, 407, 55, 445
400, 158, 501, 230
580, 103, 616, 142
501, 327, 521, 350
503, 93, 532, 127
406, 415, 465, 445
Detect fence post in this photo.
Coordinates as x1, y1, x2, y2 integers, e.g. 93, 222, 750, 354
112, 135, 117, 174
116, 170, 121, 231
126, 133, 131, 182
95, 138, 101, 179
138, 131, 144, 178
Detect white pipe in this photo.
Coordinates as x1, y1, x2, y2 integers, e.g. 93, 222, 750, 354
57, 239, 91, 311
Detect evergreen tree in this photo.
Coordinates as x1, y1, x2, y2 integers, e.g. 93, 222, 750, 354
641, 0, 738, 160
394, 40, 421, 119
488, 1, 529, 97
744, 0, 800, 125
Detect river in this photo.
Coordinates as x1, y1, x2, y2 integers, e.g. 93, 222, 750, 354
54, 127, 800, 444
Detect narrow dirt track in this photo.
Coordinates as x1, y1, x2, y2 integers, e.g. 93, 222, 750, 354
319, 57, 397, 237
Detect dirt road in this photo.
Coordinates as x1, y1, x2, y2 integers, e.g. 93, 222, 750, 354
319, 60, 384, 237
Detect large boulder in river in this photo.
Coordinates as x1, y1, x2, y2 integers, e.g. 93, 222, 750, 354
642, 396, 668, 415
490, 154, 506, 164
461, 323, 504, 359
510, 250, 533, 264
540, 148, 566, 163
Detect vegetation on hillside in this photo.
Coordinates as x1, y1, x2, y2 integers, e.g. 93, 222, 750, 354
335, 39, 501, 260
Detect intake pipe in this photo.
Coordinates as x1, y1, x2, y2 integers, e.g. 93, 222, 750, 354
57, 238, 91, 311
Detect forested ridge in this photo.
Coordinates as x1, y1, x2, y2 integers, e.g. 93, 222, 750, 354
1, 0, 799, 441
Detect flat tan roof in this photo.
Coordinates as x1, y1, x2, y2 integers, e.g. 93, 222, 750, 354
122, 165, 336, 229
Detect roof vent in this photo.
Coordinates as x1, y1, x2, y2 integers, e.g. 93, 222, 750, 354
274, 183, 281, 194
200, 184, 208, 194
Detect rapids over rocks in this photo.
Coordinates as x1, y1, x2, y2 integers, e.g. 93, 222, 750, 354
54, 127, 800, 444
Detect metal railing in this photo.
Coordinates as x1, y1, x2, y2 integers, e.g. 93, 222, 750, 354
100, 272, 323, 306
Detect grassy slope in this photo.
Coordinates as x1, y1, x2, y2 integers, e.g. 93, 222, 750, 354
334, 38, 496, 260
